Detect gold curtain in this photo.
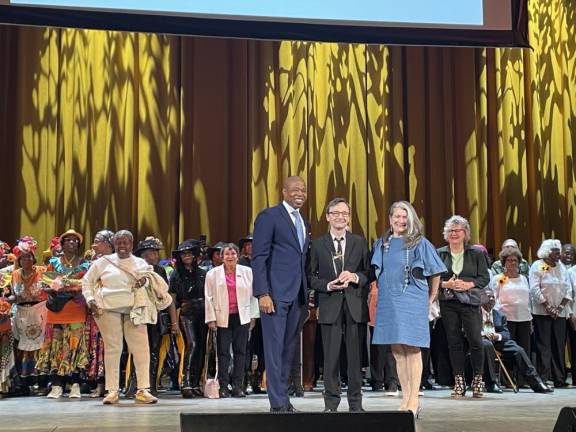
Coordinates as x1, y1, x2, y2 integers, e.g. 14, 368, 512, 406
0, 0, 574, 258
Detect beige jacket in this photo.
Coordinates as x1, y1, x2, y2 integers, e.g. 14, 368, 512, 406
205, 264, 259, 327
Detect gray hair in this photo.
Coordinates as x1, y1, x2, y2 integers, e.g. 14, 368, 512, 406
325, 197, 351, 215
537, 239, 561, 259
221, 242, 240, 257
113, 230, 134, 243
387, 201, 424, 249
499, 247, 523, 265
442, 215, 471, 242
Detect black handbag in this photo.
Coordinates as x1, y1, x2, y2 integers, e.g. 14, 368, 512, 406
157, 311, 172, 335
46, 292, 74, 313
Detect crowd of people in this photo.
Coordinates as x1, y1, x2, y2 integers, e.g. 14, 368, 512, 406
0, 176, 575, 418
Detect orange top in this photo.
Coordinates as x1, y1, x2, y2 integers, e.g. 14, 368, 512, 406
47, 295, 87, 324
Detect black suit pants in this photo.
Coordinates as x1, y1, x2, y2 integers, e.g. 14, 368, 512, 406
482, 339, 538, 385
321, 300, 364, 410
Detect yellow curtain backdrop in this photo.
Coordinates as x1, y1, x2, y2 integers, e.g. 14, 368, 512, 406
0, 0, 574, 258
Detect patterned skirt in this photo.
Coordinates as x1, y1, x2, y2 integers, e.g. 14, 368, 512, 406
36, 323, 89, 377
85, 315, 105, 380
0, 329, 14, 393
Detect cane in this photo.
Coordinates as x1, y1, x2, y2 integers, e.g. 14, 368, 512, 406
494, 349, 518, 393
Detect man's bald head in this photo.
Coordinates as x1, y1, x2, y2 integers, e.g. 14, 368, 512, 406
282, 176, 307, 209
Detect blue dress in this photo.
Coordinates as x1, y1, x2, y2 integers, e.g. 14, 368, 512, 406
371, 237, 446, 348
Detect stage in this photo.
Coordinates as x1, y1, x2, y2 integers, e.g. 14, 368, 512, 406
2, 386, 571, 432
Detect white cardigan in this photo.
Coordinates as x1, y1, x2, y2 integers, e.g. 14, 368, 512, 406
205, 264, 259, 327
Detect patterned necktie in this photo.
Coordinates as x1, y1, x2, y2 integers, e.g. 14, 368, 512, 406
335, 238, 344, 275
293, 210, 305, 251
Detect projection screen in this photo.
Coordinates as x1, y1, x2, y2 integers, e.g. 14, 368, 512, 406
0, 0, 529, 47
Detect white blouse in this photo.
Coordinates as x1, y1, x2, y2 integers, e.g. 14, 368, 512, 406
529, 260, 572, 317
490, 274, 532, 322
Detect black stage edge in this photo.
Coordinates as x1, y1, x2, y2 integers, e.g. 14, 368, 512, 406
553, 407, 576, 432
180, 411, 415, 432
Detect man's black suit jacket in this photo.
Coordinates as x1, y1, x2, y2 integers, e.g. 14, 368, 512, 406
308, 232, 371, 324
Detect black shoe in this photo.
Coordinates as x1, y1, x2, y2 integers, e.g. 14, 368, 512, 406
231, 387, 246, 398
529, 377, 554, 393
181, 387, 195, 399
219, 388, 231, 398
371, 383, 384, 392
270, 406, 289, 413
289, 384, 305, 397
323, 407, 337, 413
554, 381, 569, 388
287, 403, 299, 412
486, 383, 503, 394
350, 407, 365, 412
420, 380, 435, 390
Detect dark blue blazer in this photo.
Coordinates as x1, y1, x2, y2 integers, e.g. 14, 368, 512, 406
252, 203, 309, 303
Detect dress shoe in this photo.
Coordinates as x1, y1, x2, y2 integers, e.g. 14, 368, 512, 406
485, 383, 503, 394
270, 406, 288, 413
231, 387, 246, 398
323, 407, 337, 413
219, 388, 231, 398
288, 384, 305, 397
350, 407, 366, 412
371, 383, 384, 392
287, 403, 299, 412
529, 377, 554, 393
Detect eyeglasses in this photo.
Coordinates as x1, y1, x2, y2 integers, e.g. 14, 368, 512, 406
328, 211, 350, 217
448, 229, 465, 234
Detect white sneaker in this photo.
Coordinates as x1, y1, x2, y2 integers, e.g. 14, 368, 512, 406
47, 385, 63, 399
69, 383, 82, 399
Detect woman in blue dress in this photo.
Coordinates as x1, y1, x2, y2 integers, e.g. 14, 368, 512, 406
372, 201, 446, 416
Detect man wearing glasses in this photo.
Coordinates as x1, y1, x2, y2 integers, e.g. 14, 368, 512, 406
308, 197, 372, 412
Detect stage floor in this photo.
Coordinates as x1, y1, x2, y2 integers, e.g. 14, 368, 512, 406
2, 387, 572, 432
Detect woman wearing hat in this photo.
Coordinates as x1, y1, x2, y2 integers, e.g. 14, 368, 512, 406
132, 237, 178, 396
169, 239, 207, 398
9, 237, 48, 394
37, 229, 90, 399
85, 230, 115, 398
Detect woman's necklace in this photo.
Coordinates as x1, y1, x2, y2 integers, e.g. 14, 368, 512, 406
61, 255, 77, 269
20, 267, 36, 283
382, 235, 410, 293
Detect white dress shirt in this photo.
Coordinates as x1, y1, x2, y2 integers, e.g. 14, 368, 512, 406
490, 274, 532, 322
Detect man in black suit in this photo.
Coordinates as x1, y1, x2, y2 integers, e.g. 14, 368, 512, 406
480, 291, 552, 394
309, 197, 371, 412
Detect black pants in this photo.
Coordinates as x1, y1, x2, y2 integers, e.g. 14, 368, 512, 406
369, 326, 398, 388
430, 318, 453, 386
321, 301, 364, 411
440, 300, 484, 376
507, 321, 531, 355
217, 314, 250, 389
533, 314, 566, 384
565, 320, 576, 381
246, 318, 265, 373
482, 339, 539, 385
180, 311, 208, 389
147, 321, 162, 391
